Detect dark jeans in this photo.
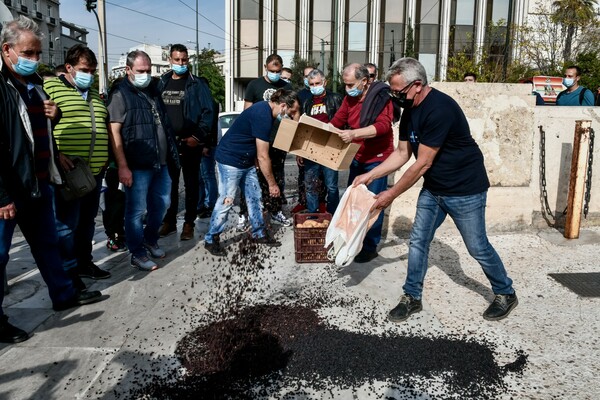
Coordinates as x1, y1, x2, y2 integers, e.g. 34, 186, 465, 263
164, 145, 202, 225
55, 172, 103, 271
0, 181, 75, 315
102, 167, 126, 240
198, 147, 218, 210
241, 147, 286, 215
304, 160, 339, 215
347, 159, 387, 253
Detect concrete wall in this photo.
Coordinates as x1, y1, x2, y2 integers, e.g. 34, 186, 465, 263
386, 83, 600, 233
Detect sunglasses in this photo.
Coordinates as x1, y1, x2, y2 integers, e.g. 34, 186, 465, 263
389, 80, 420, 98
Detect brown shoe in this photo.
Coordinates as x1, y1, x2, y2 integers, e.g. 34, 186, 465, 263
180, 222, 194, 241
159, 222, 176, 237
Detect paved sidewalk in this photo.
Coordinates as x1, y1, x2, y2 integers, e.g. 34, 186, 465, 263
1, 210, 600, 399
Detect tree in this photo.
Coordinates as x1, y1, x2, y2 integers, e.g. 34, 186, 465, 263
551, 0, 598, 62
196, 48, 225, 109
289, 54, 319, 91
404, 19, 416, 58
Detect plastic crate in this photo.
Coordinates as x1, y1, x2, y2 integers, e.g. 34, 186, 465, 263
293, 213, 332, 263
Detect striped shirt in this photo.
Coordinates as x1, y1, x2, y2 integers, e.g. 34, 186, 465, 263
44, 76, 109, 175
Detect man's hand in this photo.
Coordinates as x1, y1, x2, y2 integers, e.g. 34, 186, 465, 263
352, 172, 374, 187
58, 152, 74, 171
337, 129, 355, 143
269, 183, 281, 198
118, 166, 133, 188
371, 189, 397, 211
296, 156, 304, 167
43, 100, 58, 120
0, 203, 17, 220
181, 137, 200, 148
202, 147, 210, 157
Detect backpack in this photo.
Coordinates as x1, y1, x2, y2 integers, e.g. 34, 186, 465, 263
556, 87, 591, 105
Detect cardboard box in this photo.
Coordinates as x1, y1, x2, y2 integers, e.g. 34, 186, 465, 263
273, 115, 360, 171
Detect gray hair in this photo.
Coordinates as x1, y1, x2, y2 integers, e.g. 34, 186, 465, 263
0, 16, 44, 46
307, 68, 325, 80
343, 63, 369, 81
386, 57, 428, 86
126, 50, 151, 68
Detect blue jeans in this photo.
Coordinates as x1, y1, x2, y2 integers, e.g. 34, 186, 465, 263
198, 147, 218, 210
204, 162, 266, 242
403, 189, 514, 299
55, 172, 103, 271
347, 159, 387, 253
0, 181, 75, 315
125, 166, 171, 257
305, 159, 339, 215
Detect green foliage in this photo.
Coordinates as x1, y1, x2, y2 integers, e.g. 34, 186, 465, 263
289, 54, 319, 91
404, 19, 416, 59
551, 0, 598, 62
575, 52, 600, 92
195, 48, 225, 109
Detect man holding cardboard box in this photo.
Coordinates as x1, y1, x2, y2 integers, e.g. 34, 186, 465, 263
329, 63, 394, 263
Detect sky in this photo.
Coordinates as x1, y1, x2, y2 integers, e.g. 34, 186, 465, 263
59, 0, 226, 68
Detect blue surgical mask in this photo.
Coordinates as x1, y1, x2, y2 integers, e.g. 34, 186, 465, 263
73, 71, 94, 90
304, 77, 309, 88
171, 64, 188, 75
346, 85, 363, 97
132, 73, 151, 89
310, 85, 325, 96
267, 71, 281, 82
10, 48, 39, 76
563, 77, 575, 88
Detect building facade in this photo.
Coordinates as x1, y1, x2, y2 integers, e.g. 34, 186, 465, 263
225, 0, 533, 111
59, 20, 88, 66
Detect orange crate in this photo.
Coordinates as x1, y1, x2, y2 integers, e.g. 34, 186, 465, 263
293, 213, 332, 263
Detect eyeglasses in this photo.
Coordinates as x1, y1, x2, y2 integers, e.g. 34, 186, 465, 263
389, 80, 419, 98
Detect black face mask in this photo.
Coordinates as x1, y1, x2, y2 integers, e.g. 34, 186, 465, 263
391, 92, 414, 109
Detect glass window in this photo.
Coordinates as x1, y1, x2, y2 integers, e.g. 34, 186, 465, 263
347, 22, 367, 51
384, 0, 405, 23
277, 0, 296, 20
311, 0, 332, 20
240, 19, 259, 48
312, 21, 332, 49
380, 23, 403, 69
487, 0, 510, 25
240, 0, 260, 19
416, 24, 439, 54
348, 0, 368, 22
418, 0, 440, 24
346, 51, 368, 64
47, 5, 52, 17
452, 0, 476, 25
239, 49, 259, 78
418, 53, 437, 81
277, 20, 296, 49
33, 0, 38, 12
451, 25, 475, 53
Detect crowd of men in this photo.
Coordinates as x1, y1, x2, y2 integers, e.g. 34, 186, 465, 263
6, 14, 599, 344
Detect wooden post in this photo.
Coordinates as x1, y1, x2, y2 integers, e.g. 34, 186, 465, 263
565, 120, 592, 239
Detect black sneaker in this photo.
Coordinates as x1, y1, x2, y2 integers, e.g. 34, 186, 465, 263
197, 207, 213, 219
388, 294, 423, 323
483, 292, 518, 321
205, 235, 226, 256
78, 262, 111, 280
354, 249, 378, 263
0, 315, 29, 344
53, 290, 104, 312
253, 235, 281, 247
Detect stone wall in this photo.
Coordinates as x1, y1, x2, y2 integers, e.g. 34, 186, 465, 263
386, 83, 600, 233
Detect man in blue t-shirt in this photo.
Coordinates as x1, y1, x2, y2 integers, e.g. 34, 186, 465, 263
204, 89, 300, 256
556, 65, 595, 106
354, 58, 517, 323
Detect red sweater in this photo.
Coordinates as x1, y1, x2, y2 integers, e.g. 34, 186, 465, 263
330, 95, 394, 163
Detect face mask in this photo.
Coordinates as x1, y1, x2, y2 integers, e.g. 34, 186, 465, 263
304, 77, 309, 88
276, 106, 291, 121
10, 48, 39, 76
132, 73, 151, 89
391, 93, 414, 109
346, 84, 363, 97
310, 85, 325, 96
281, 78, 290, 83
563, 77, 575, 88
171, 64, 188, 75
267, 71, 281, 82
73, 71, 94, 90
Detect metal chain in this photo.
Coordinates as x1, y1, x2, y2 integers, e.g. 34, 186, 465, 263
539, 125, 555, 220
584, 127, 594, 218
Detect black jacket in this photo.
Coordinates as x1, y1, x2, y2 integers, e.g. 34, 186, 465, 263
109, 77, 180, 170
360, 81, 396, 126
302, 90, 343, 121
0, 59, 62, 207
157, 70, 218, 146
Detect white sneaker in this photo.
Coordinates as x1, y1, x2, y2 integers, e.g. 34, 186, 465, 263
272, 211, 292, 227
236, 214, 248, 232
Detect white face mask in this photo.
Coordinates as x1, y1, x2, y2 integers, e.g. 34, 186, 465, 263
131, 73, 151, 88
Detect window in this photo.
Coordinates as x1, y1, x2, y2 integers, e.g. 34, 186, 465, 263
33, 0, 39, 12
47, 5, 53, 17
239, 0, 259, 19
